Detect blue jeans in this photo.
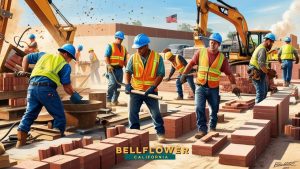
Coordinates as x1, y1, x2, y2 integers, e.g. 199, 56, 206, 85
128, 93, 165, 135
176, 75, 195, 97
106, 68, 123, 102
252, 73, 268, 103
18, 85, 66, 133
195, 85, 220, 133
282, 60, 293, 82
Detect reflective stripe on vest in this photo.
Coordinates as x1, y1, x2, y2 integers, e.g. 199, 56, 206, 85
250, 44, 269, 69
110, 43, 125, 67
196, 48, 224, 88
281, 44, 294, 60
132, 51, 160, 92
171, 55, 185, 73
31, 54, 67, 86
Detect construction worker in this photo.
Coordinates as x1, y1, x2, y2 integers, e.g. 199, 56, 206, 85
25, 34, 39, 54
181, 33, 240, 139
104, 31, 128, 106
125, 33, 166, 143
163, 48, 195, 100
248, 33, 277, 103
75, 45, 83, 75
89, 48, 101, 85
16, 44, 83, 148
278, 37, 299, 87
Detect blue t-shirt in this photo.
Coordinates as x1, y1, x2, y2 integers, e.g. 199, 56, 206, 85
28, 52, 71, 85
125, 52, 165, 77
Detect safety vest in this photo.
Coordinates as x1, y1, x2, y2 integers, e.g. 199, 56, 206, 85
90, 53, 99, 63
196, 48, 224, 88
171, 55, 185, 73
250, 44, 269, 69
31, 54, 67, 86
281, 44, 294, 60
110, 43, 125, 67
131, 50, 160, 92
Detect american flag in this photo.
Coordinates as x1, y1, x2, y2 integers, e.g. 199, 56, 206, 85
166, 14, 177, 23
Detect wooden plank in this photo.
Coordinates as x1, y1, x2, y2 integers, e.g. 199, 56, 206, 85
0, 106, 26, 120
0, 90, 27, 100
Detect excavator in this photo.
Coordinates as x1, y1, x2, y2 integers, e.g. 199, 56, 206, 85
194, 0, 271, 65
0, 0, 76, 56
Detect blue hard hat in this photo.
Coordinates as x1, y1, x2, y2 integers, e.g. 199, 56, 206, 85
58, 44, 76, 60
78, 45, 83, 51
264, 33, 276, 41
115, 31, 125, 40
209, 33, 222, 43
284, 37, 291, 43
29, 34, 36, 39
132, 33, 150, 49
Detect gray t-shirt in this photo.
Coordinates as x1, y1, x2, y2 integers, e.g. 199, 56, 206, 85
29, 41, 37, 48
257, 48, 267, 68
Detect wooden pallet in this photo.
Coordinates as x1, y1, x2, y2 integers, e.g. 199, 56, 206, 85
0, 106, 26, 120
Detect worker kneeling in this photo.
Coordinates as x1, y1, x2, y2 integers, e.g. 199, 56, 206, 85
16, 44, 83, 148
124, 34, 166, 143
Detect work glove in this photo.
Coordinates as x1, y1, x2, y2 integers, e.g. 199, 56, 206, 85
164, 77, 171, 81
125, 83, 133, 94
14, 71, 31, 78
296, 57, 299, 64
267, 69, 277, 79
231, 86, 241, 98
107, 65, 114, 73
70, 91, 83, 104
144, 86, 156, 96
180, 74, 187, 84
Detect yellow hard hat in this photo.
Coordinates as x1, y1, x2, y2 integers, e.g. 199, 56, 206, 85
165, 52, 173, 60
88, 48, 94, 52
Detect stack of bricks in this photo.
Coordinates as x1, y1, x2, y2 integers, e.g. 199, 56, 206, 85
115, 133, 140, 149
65, 148, 100, 169
9, 98, 27, 107
9, 160, 50, 169
220, 99, 255, 113
271, 61, 300, 79
106, 125, 126, 138
4, 54, 23, 72
0, 73, 29, 91
284, 113, 300, 140
219, 75, 256, 94
100, 137, 129, 164
192, 132, 228, 156
126, 129, 149, 149
163, 116, 183, 138
178, 112, 197, 130
231, 119, 271, 157
253, 92, 290, 137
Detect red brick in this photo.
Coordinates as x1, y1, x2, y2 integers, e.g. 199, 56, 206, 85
178, 112, 197, 130
115, 125, 126, 134
292, 117, 300, 127
285, 125, 292, 136
163, 116, 183, 138
217, 114, 225, 123
115, 133, 140, 149
171, 113, 190, 134
84, 142, 115, 169
72, 138, 83, 149
219, 144, 256, 167
9, 54, 23, 65
42, 155, 80, 169
38, 147, 52, 161
50, 145, 63, 156
219, 108, 242, 113
61, 142, 73, 154
65, 148, 99, 169
101, 137, 129, 164
10, 160, 50, 169
106, 127, 117, 138
126, 129, 149, 148
192, 134, 227, 156
82, 136, 93, 146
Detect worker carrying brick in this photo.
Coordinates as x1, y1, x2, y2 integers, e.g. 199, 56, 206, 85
88, 48, 101, 85
278, 37, 299, 87
248, 33, 277, 103
104, 31, 128, 106
24, 34, 39, 54
75, 45, 83, 75
16, 44, 83, 148
125, 33, 166, 143
180, 33, 240, 139
163, 48, 196, 100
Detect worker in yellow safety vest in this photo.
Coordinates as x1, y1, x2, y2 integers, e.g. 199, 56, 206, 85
124, 33, 166, 143
89, 48, 100, 85
180, 33, 240, 139
278, 37, 299, 87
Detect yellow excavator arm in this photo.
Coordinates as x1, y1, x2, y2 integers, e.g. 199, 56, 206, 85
0, 0, 12, 52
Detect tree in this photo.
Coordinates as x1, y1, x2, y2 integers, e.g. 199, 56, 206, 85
227, 31, 236, 39
131, 20, 142, 26
177, 23, 193, 32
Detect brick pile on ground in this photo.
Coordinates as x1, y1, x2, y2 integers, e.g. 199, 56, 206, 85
106, 125, 126, 138
220, 99, 255, 113
285, 112, 300, 140
219, 75, 256, 94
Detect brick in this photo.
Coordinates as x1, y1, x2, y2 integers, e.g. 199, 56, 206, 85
84, 142, 115, 169
61, 142, 73, 154
291, 127, 300, 140
72, 138, 83, 149
219, 144, 256, 167
163, 116, 183, 138
217, 114, 225, 123
292, 117, 300, 127
106, 127, 117, 138
171, 113, 190, 134
65, 148, 99, 169
115, 133, 140, 149
178, 112, 196, 130
38, 147, 52, 161
42, 155, 80, 169
200, 132, 219, 143
219, 108, 242, 113
126, 129, 149, 148
244, 119, 271, 145
101, 137, 129, 164
82, 136, 93, 146
50, 145, 63, 156
115, 125, 126, 134
192, 135, 227, 156
284, 125, 292, 136
9, 160, 50, 169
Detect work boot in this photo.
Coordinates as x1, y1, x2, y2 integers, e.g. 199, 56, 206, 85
157, 134, 166, 143
174, 96, 183, 100
16, 131, 28, 148
194, 131, 207, 139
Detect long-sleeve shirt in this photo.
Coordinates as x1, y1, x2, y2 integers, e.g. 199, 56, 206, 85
168, 55, 188, 78
256, 48, 268, 68
28, 52, 72, 85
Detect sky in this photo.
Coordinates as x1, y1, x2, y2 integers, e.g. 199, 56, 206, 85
18, 0, 299, 43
